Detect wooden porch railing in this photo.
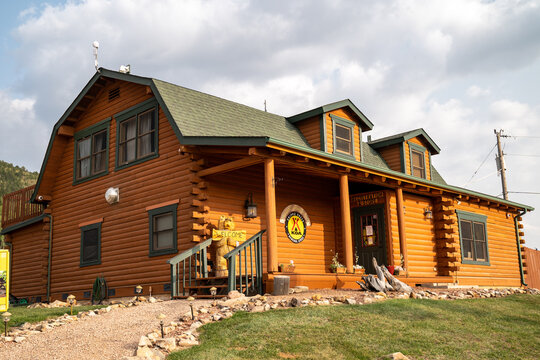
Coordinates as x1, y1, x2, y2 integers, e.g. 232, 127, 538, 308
1, 185, 44, 229
167, 238, 212, 297
224, 230, 265, 295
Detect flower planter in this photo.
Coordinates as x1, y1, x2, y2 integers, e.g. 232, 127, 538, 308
335, 267, 346, 274
354, 268, 365, 276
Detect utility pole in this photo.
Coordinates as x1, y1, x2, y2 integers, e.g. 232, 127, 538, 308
494, 129, 508, 200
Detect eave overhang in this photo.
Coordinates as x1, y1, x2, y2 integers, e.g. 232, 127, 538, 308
286, 99, 374, 131
369, 128, 441, 155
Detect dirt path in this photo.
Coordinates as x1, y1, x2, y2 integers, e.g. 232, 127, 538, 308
0, 299, 211, 360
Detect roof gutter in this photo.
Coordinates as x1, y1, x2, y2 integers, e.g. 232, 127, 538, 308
514, 209, 527, 287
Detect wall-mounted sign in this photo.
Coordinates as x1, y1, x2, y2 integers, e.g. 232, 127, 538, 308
285, 212, 307, 243
0, 250, 9, 311
280, 204, 311, 244
350, 191, 385, 208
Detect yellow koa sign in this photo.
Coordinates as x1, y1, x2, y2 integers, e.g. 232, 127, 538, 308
0, 250, 9, 311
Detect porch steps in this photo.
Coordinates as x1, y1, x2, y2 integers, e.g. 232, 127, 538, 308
172, 275, 251, 299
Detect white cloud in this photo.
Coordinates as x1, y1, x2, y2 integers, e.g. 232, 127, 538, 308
0, 90, 47, 170
467, 85, 490, 98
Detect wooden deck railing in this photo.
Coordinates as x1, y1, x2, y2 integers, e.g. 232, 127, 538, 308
1, 185, 44, 229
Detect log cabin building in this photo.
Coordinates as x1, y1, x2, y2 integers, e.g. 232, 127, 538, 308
1, 68, 533, 302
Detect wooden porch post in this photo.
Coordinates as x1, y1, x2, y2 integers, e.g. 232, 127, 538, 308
265, 158, 278, 273
395, 188, 408, 271
339, 174, 354, 273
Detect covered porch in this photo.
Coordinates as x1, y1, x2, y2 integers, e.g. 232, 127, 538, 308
183, 144, 456, 294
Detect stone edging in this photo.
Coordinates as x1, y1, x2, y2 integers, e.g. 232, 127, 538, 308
127, 287, 540, 360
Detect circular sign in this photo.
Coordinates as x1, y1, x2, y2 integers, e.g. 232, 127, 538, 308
285, 212, 307, 243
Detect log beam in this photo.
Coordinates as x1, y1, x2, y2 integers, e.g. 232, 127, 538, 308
197, 157, 262, 177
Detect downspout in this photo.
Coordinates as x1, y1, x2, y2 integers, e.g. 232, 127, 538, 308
45, 213, 53, 302
514, 209, 527, 287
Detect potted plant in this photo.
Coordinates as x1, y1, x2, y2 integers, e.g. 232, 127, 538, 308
353, 255, 365, 275
285, 259, 296, 273
279, 263, 285, 272
330, 252, 346, 273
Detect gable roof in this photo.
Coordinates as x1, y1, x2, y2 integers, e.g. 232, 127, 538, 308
286, 99, 374, 131
369, 128, 441, 155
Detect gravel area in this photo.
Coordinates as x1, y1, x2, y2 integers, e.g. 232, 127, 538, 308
0, 299, 211, 360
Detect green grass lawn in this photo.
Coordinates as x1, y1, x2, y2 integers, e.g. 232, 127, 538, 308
168, 294, 540, 360
6, 304, 106, 327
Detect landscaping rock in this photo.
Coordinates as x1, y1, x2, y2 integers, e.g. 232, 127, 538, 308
227, 290, 244, 299
139, 335, 152, 347
380, 352, 410, 359
14, 336, 26, 343
155, 337, 177, 352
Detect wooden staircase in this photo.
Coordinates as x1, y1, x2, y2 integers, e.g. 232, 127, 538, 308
168, 230, 266, 299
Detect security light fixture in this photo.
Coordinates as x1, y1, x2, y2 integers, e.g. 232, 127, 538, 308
424, 208, 433, 220
105, 187, 120, 204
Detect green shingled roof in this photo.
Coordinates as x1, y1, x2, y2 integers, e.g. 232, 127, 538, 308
369, 128, 441, 154
152, 79, 309, 147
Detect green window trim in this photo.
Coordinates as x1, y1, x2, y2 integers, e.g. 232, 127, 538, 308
148, 203, 178, 257
456, 210, 490, 266
73, 117, 111, 185
115, 98, 159, 171
80, 222, 102, 267
408, 142, 429, 180
330, 114, 356, 160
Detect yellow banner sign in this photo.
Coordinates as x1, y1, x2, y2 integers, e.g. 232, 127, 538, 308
212, 229, 247, 243
0, 250, 9, 312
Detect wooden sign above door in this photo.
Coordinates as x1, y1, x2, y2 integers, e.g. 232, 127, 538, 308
350, 191, 385, 208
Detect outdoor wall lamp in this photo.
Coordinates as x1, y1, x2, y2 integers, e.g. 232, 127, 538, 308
67, 294, 76, 315
424, 208, 433, 220
244, 193, 257, 220
2, 311, 11, 337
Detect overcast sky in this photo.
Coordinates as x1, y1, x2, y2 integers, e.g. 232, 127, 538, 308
1, 0, 539, 249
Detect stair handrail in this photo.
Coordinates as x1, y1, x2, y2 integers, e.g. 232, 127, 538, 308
168, 237, 213, 297
167, 238, 213, 266
224, 230, 266, 295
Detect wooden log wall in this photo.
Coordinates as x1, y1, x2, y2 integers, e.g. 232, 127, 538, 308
377, 144, 402, 172
5, 221, 47, 300
295, 116, 321, 150
454, 200, 521, 286
523, 247, 539, 289
204, 165, 339, 274
400, 193, 437, 277
43, 80, 198, 299
433, 196, 460, 276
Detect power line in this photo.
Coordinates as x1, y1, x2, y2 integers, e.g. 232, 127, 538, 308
463, 143, 497, 187
503, 135, 540, 139
507, 191, 540, 195
505, 154, 540, 158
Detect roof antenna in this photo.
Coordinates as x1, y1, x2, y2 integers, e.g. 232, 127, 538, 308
92, 41, 100, 72
264, 99, 267, 112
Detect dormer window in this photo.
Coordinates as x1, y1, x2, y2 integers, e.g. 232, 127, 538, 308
411, 149, 426, 178
331, 114, 355, 158
335, 124, 352, 154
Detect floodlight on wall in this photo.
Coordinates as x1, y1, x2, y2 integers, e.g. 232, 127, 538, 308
119, 64, 131, 74
105, 187, 120, 205
424, 208, 433, 220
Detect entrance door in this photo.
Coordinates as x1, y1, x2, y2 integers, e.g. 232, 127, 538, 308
353, 205, 386, 274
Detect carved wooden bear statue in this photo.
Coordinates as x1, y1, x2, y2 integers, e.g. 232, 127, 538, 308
213, 216, 237, 276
